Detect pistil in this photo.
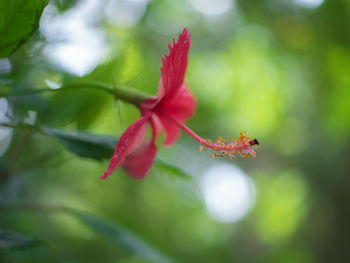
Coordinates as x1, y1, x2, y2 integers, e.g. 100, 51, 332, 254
157, 110, 259, 159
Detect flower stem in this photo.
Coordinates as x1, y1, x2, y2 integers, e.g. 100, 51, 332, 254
0, 202, 66, 213
0, 82, 114, 97
113, 86, 151, 106
1, 81, 152, 106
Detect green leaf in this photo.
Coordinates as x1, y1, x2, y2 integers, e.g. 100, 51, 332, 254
40, 126, 193, 181
0, 122, 193, 181
38, 88, 112, 129
0, 0, 49, 57
154, 158, 194, 182
0, 229, 50, 251
69, 210, 174, 263
41, 127, 117, 161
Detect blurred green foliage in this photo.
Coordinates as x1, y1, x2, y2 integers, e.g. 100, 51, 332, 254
0, 229, 51, 250
0, 0, 350, 262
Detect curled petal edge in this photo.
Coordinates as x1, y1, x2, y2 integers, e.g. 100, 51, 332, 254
100, 112, 151, 180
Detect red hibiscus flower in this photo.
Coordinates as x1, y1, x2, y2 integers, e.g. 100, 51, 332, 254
101, 28, 258, 180
101, 28, 195, 179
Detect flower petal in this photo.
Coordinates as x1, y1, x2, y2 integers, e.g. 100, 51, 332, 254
100, 112, 151, 180
160, 85, 196, 122
159, 28, 191, 100
149, 113, 162, 141
122, 141, 158, 179
155, 85, 196, 146
155, 112, 180, 146
139, 28, 191, 111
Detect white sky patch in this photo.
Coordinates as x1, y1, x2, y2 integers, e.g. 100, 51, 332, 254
294, 0, 324, 8
24, 110, 37, 125
0, 59, 12, 75
40, 0, 108, 76
200, 163, 255, 223
0, 98, 13, 157
45, 79, 62, 90
190, 0, 233, 16
105, 0, 149, 29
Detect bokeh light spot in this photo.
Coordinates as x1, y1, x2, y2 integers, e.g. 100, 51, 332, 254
200, 163, 256, 223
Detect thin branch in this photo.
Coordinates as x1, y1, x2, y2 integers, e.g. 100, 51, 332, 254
0, 202, 67, 214
1, 81, 151, 105
1, 82, 115, 97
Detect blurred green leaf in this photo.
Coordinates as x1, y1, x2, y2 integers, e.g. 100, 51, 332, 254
0, 0, 49, 57
38, 88, 111, 129
154, 158, 193, 182
41, 127, 117, 161
70, 210, 174, 263
40, 126, 192, 181
0, 229, 50, 251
